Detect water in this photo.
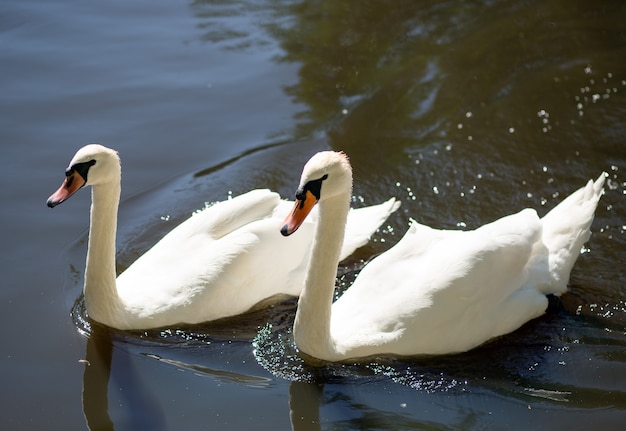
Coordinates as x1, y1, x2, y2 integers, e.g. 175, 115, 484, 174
1, 0, 625, 429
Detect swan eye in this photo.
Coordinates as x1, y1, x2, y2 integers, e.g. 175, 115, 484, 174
300, 174, 328, 201
67, 159, 97, 184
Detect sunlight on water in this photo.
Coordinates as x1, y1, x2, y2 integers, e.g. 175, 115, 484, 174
252, 322, 463, 392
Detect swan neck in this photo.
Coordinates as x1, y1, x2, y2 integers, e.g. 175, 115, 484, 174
83, 181, 122, 326
293, 190, 351, 359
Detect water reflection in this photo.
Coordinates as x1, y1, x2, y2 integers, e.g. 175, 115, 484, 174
289, 381, 323, 431
79, 314, 277, 430
82, 328, 114, 431
82, 325, 167, 431
271, 0, 449, 146
81, 331, 162, 431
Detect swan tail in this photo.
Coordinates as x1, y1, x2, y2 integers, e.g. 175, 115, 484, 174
539, 173, 606, 295
339, 198, 401, 260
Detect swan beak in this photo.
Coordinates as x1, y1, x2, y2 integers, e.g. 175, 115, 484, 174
47, 171, 86, 208
281, 190, 318, 236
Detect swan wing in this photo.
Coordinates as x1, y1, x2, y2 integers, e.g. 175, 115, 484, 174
331, 209, 550, 357
117, 215, 316, 326
115, 189, 282, 323
164, 188, 281, 242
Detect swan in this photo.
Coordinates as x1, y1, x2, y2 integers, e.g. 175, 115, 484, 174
46, 144, 400, 330
280, 151, 605, 361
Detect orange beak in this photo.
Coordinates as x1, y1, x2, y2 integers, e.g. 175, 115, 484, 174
280, 190, 318, 236
47, 170, 86, 208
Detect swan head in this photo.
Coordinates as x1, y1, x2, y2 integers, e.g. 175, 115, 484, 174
47, 144, 121, 208
281, 151, 352, 236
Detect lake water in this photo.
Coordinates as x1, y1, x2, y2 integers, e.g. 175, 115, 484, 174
1, 0, 625, 429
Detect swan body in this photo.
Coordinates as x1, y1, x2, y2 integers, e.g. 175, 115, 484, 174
281, 151, 605, 361
47, 145, 400, 330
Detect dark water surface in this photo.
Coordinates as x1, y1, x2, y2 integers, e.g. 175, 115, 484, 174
1, 0, 625, 429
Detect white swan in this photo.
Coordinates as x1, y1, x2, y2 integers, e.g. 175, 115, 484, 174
47, 144, 400, 330
281, 151, 605, 361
